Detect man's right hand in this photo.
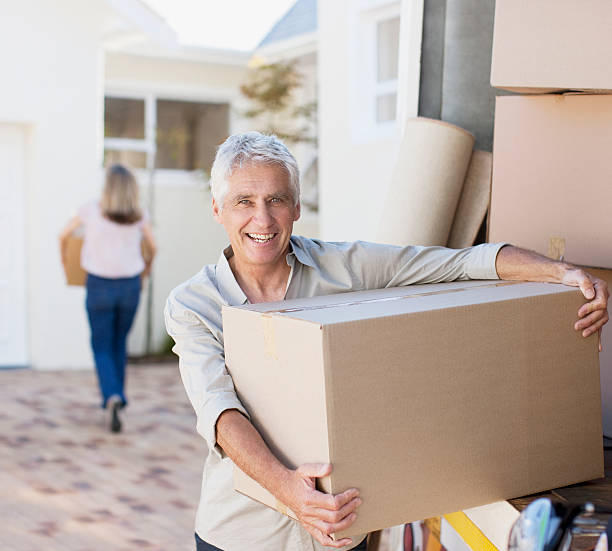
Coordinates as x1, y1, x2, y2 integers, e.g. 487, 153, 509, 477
281, 463, 362, 548
216, 411, 361, 547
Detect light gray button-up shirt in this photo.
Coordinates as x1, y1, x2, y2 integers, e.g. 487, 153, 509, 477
164, 236, 505, 551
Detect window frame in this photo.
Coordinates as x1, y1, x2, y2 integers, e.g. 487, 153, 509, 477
349, 0, 402, 143
102, 89, 233, 187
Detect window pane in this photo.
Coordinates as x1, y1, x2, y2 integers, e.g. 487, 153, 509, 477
377, 16, 400, 83
156, 100, 230, 171
104, 97, 145, 139
104, 149, 147, 169
376, 93, 397, 123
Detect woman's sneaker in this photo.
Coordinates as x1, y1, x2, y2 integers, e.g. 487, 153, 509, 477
106, 395, 122, 433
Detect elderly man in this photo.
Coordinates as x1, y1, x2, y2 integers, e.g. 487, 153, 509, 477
165, 132, 608, 551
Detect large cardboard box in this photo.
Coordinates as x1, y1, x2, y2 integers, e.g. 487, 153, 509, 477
223, 281, 603, 538
491, 0, 612, 93
489, 94, 612, 269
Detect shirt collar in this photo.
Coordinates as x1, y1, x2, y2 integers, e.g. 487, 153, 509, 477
215, 237, 315, 305
287, 235, 316, 268
216, 245, 248, 306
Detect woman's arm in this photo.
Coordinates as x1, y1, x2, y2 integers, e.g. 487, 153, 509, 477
141, 221, 157, 278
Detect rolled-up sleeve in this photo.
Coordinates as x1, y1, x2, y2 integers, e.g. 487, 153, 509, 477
164, 287, 249, 460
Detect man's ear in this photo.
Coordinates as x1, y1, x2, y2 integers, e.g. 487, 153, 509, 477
212, 197, 222, 223
294, 200, 301, 222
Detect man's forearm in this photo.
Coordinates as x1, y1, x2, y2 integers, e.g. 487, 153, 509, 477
216, 409, 291, 497
215, 409, 362, 547
495, 245, 571, 282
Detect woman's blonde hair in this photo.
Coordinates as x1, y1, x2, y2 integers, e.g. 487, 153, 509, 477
101, 164, 142, 224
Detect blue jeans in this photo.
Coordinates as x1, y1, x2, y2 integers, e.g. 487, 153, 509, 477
194, 532, 368, 550
86, 273, 140, 407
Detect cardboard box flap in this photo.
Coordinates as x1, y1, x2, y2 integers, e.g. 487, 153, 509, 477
225, 282, 580, 326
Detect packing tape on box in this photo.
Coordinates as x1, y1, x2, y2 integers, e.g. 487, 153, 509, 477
264, 281, 521, 315
548, 237, 566, 261
262, 316, 278, 360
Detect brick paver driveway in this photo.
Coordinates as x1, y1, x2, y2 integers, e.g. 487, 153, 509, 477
0, 363, 204, 551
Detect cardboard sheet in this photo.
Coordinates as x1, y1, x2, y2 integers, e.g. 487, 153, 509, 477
447, 150, 492, 249
377, 117, 474, 247
489, 94, 612, 269
491, 0, 612, 93
223, 282, 603, 539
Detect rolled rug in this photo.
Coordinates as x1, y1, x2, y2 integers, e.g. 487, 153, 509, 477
377, 117, 474, 247
447, 150, 492, 249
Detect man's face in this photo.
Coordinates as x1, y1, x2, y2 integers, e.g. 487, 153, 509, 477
212, 163, 300, 270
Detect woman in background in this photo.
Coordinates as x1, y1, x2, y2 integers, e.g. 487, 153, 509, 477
59, 164, 156, 433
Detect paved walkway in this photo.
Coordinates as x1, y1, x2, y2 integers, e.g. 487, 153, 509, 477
0, 363, 203, 551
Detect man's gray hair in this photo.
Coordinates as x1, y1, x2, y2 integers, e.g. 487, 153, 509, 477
210, 132, 300, 209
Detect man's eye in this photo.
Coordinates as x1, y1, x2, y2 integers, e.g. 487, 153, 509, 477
238, 199, 251, 205
270, 197, 282, 204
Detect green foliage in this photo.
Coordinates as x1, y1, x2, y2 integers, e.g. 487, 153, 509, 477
240, 61, 317, 145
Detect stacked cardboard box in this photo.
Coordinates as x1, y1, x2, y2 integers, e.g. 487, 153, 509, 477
488, 0, 612, 431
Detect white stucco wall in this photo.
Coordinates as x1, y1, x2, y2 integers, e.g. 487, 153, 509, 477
318, 0, 400, 242
0, 0, 111, 369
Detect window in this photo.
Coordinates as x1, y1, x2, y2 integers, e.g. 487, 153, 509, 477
375, 15, 400, 123
156, 100, 229, 171
103, 95, 230, 179
348, 1, 401, 142
104, 97, 145, 139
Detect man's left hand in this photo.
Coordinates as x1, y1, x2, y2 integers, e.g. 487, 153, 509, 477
562, 267, 609, 350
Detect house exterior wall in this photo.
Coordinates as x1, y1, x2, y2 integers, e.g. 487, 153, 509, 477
0, 0, 109, 369
105, 52, 250, 107
318, 0, 400, 241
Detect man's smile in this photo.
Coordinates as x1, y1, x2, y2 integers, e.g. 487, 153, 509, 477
246, 232, 277, 243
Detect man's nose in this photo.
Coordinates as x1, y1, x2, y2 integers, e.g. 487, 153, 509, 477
252, 203, 274, 226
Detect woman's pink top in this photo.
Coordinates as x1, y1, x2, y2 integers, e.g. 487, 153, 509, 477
78, 200, 148, 279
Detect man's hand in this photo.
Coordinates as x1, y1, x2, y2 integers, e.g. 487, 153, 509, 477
216, 411, 361, 548
496, 245, 609, 350
561, 267, 609, 350
280, 463, 361, 548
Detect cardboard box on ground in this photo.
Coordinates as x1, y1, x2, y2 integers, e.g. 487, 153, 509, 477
223, 281, 602, 539
491, 0, 612, 93
488, 94, 612, 269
